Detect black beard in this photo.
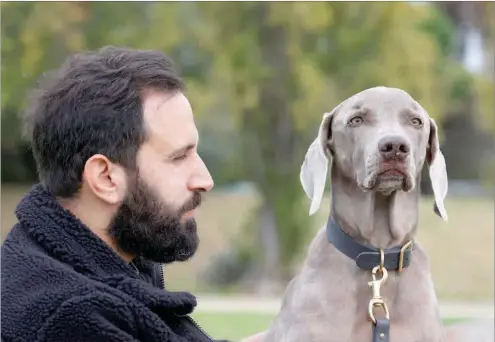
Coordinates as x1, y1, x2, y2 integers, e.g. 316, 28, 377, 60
108, 174, 201, 263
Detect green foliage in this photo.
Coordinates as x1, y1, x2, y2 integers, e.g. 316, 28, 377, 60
419, 5, 456, 57
1, 2, 494, 281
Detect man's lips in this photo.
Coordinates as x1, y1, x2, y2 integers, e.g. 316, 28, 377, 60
181, 210, 196, 220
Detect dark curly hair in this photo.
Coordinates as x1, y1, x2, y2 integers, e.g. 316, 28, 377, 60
23, 46, 184, 198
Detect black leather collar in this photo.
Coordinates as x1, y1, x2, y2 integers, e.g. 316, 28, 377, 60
326, 216, 414, 271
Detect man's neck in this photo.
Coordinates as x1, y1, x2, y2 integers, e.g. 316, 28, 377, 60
330, 163, 419, 249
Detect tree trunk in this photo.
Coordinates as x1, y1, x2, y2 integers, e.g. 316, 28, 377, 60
254, 201, 283, 294
240, 4, 312, 292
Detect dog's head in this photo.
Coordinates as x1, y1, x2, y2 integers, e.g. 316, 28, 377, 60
300, 86, 448, 220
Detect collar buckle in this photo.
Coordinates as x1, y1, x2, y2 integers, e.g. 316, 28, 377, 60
398, 240, 413, 272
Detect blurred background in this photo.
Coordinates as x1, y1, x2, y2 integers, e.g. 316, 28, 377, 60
1, 2, 494, 340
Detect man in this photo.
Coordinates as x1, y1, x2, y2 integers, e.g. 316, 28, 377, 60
1, 46, 264, 342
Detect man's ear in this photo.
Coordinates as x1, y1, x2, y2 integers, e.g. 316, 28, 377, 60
300, 107, 337, 216
426, 118, 448, 221
83, 154, 128, 205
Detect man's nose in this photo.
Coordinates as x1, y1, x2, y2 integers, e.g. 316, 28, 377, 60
188, 156, 214, 192
378, 135, 410, 160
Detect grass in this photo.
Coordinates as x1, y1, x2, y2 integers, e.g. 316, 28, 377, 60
190, 312, 469, 341
191, 312, 275, 341
2, 184, 494, 301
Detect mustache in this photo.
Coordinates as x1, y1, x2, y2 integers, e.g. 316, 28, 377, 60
178, 191, 202, 215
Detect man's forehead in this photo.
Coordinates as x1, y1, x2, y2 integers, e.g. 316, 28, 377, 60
142, 91, 198, 152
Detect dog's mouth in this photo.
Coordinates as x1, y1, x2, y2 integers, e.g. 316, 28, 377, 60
362, 162, 413, 193
377, 163, 408, 179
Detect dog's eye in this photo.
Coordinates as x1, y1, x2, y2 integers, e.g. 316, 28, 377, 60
411, 118, 423, 127
348, 116, 364, 126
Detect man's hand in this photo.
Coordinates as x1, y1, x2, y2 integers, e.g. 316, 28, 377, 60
240, 331, 266, 342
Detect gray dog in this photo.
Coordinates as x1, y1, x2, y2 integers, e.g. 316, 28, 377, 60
262, 86, 449, 342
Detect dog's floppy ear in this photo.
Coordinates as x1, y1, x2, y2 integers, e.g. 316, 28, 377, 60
427, 117, 448, 221
300, 109, 336, 216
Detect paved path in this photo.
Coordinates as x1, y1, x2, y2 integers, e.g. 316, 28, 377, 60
194, 294, 494, 320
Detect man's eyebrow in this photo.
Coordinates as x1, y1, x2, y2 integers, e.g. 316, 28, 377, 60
168, 143, 196, 158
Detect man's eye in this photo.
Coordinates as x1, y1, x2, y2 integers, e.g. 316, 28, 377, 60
173, 154, 187, 161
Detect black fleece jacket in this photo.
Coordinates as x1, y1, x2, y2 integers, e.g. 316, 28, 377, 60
1, 184, 228, 342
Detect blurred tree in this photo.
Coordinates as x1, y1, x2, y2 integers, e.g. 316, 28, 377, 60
1, 2, 90, 181
430, 2, 494, 186
434, 1, 494, 131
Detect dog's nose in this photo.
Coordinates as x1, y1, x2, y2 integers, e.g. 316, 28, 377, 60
378, 135, 410, 160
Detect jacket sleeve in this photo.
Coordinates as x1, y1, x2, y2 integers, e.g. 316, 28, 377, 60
36, 293, 141, 342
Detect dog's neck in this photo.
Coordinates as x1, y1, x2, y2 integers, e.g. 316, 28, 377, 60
330, 163, 420, 249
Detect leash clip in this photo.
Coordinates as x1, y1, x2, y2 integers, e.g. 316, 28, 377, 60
368, 265, 389, 325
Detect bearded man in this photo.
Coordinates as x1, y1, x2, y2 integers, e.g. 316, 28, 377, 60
1, 46, 264, 342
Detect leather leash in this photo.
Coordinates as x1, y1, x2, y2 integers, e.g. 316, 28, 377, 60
326, 216, 414, 342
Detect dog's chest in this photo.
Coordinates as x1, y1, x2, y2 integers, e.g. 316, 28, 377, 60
299, 244, 438, 341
